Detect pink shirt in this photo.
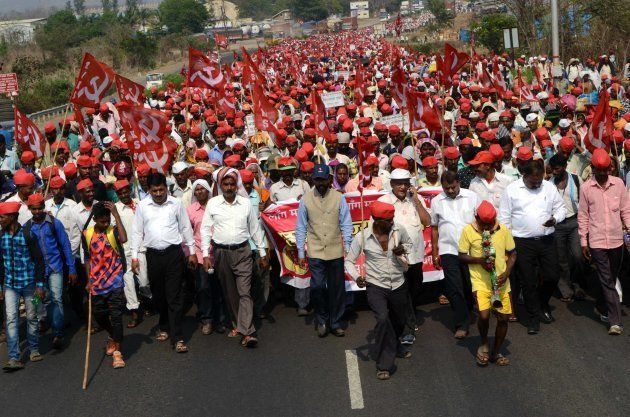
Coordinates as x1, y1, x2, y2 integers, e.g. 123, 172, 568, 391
345, 176, 383, 193
578, 176, 630, 249
187, 201, 210, 264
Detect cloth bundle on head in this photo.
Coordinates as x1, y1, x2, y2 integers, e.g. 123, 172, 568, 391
415, 137, 443, 160
191, 179, 212, 204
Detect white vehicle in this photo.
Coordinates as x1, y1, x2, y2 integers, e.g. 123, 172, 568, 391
251, 25, 260, 35
146, 73, 164, 89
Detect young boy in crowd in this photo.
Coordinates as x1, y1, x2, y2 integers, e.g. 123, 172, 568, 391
82, 201, 128, 369
458, 200, 516, 367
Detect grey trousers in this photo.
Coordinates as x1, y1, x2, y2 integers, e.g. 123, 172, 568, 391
554, 216, 584, 298
214, 245, 255, 336
591, 246, 624, 327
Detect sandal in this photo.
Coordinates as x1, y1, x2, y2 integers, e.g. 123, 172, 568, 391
454, 329, 468, 339
175, 340, 189, 353
490, 353, 510, 366
376, 370, 390, 380
227, 328, 239, 338
508, 315, 518, 322
156, 331, 169, 342
438, 295, 450, 305
476, 346, 489, 367
112, 351, 126, 369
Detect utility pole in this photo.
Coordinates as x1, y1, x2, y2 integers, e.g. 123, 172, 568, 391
550, 0, 561, 76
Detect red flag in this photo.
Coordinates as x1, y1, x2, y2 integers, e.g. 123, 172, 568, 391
438, 43, 470, 88
311, 91, 332, 141
117, 103, 176, 173
491, 59, 507, 96
14, 107, 46, 158
251, 82, 281, 146
73, 105, 92, 140
115, 74, 145, 106
391, 65, 407, 109
355, 135, 377, 190
70, 53, 115, 108
407, 91, 444, 133
241, 46, 265, 88
394, 13, 402, 37
214, 33, 229, 49
532, 65, 544, 90
585, 90, 614, 152
354, 62, 365, 106
187, 47, 226, 91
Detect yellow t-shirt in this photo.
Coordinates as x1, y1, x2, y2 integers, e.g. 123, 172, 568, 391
458, 223, 515, 293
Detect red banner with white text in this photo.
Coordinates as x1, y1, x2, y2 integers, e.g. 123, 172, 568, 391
261, 189, 443, 290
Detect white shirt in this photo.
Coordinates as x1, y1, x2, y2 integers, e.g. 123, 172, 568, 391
468, 172, 513, 209
377, 192, 426, 265
430, 189, 479, 256
45, 197, 81, 258
269, 178, 311, 203
131, 195, 195, 258
498, 179, 567, 238
114, 199, 138, 258
170, 180, 193, 208
200, 194, 266, 257
6, 194, 32, 225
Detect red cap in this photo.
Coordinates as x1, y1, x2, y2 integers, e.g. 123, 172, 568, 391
558, 137, 575, 152
366, 156, 379, 167
136, 163, 150, 176
443, 146, 460, 160
294, 149, 308, 163
516, 146, 533, 161
480, 130, 497, 142
285, 136, 298, 145
303, 127, 316, 137
370, 201, 395, 220
99, 103, 109, 113
189, 126, 202, 137
388, 125, 401, 135
13, 169, 36, 186
540, 139, 553, 149
77, 155, 92, 167
468, 151, 494, 165
391, 155, 409, 170
26, 193, 45, 207
476, 200, 497, 223
194, 149, 209, 159
488, 144, 505, 161
238, 169, 255, 183
534, 127, 550, 140
421, 156, 439, 167
460, 138, 473, 146
113, 179, 130, 191
49, 176, 66, 189
79, 141, 92, 153
20, 151, 35, 164
63, 163, 77, 178
624, 140, 630, 152
455, 118, 470, 127
300, 161, 315, 173
278, 156, 295, 169
51, 141, 69, 153
76, 178, 93, 191
591, 148, 611, 169
0, 201, 22, 215
44, 122, 56, 134
40, 165, 59, 179
224, 154, 241, 167
301, 142, 314, 156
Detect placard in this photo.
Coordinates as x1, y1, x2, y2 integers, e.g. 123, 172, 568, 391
0, 73, 19, 94
321, 91, 345, 108
245, 114, 256, 136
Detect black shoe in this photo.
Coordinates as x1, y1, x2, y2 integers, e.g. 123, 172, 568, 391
527, 323, 540, 335
540, 310, 555, 324
52, 337, 64, 350
331, 328, 345, 337
317, 324, 328, 338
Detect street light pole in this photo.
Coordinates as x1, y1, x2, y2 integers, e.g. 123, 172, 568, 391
550, 0, 560, 67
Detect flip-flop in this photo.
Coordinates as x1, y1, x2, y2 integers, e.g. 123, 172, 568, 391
491, 354, 510, 366
476, 346, 489, 367
156, 331, 169, 342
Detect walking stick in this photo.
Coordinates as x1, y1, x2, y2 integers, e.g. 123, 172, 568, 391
82, 292, 92, 390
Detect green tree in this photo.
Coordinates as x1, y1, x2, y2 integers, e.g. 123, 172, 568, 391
121, 32, 158, 68
290, 0, 328, 21
73, 0, 86, 15
34, 10, 80, 57
471, 13, 519, 53
158, 0, 209, 33
426, 0, 454, 27
102, 0, 112, 13
125, 0, 140, 24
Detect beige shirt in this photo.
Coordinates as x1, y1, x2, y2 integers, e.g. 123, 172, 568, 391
269, 178, 311, 203
377, 192, 427, 265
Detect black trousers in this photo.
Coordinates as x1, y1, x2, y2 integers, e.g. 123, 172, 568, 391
367, 283, 408, 372
440, 254, 473, 331
69, 258, 88, 319
591, 246, 624, 326
514, 235, 559, 325
146, 245, 185, 341
195, 265, 225, 326
93, 287, 125, 343
402, 263, 423, 335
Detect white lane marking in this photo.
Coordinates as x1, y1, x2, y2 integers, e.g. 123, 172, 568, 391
345, 349, 365, 410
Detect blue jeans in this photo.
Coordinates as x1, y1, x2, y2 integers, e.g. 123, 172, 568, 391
5, 285, 39, 360
308, 257, 346, 329
46, 272, 64, 337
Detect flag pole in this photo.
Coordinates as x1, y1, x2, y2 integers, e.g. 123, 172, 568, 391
43, 102, 71, 197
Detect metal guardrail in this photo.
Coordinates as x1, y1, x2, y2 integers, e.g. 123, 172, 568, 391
28, 103, 68, 123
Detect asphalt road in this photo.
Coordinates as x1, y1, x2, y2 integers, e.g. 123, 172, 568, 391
0, 288, 628, 417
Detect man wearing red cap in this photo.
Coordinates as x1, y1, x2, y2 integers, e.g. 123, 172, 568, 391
92, 103, 120, 136
0, 201, 46, 371
269, 157, 310, 204
346, 156, 383, 192
468, 151, 513, 209
499, 161, 566, 334
24, 192, 76, 348
6, 169, 36, 225
578, 149, 630, 335
418, 156, 441, 187
345, 200, 414, 380
325, 133, 352, 166
459, 200, 516, 366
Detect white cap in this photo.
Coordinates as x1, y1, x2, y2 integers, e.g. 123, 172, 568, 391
525, 113, 538, 122
367, 86, 377, 94
558, 119, 571, 128
336, 132, 351, 144
487, 112, 500, 123
624, 123, 630, 133
172, 161, 189, 174
537, 92, 549, 100
401, 145, 415, 161
390, 168, 411, 180
469, 111, 480, 119
102, 136, 113, 145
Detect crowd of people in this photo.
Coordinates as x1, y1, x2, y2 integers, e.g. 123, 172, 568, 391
0, 28, 629, 381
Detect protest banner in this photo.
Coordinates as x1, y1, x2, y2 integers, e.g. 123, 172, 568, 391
321, 91, 345, 108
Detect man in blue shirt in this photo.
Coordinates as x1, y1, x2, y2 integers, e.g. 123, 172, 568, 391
296, 164, 353, 337
0, 201, 46, 372
25, 193, 76, 349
